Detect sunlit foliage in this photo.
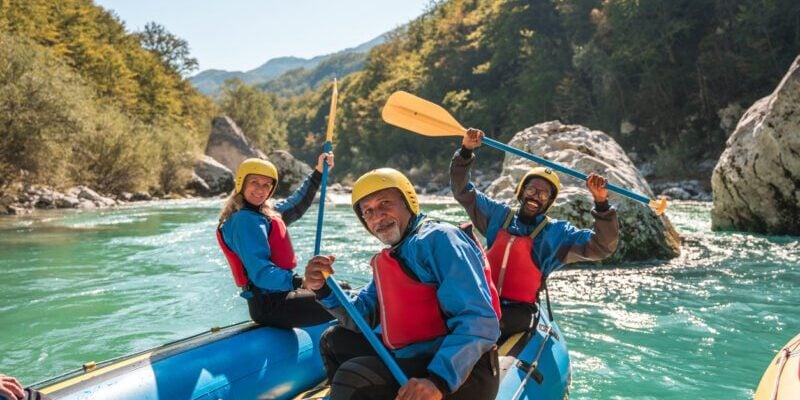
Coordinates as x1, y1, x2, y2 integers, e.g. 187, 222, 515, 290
0, 0, 216, 193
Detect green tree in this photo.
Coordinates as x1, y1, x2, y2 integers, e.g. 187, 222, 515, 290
0, 32, 157, 192
219, 79, 287, 152
135, 22, 199, 76
0, 32, 81, 186
0, 0, 216, 194
277, 0, 800, 182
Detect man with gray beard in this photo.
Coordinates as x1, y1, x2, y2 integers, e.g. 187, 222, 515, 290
304, 168, 501, 400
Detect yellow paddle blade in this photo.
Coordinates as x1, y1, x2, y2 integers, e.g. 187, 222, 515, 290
325, 79, 338, 142
649, 196, 668, 216
382, 91, 466, 137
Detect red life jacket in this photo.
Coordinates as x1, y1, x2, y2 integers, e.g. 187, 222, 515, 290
264, 216, 297, 270
485, 212, 550, 303
460, 223, 502, 320
216, 215, 296, 288
371, 221, 502, 350
372, 249, 447, 350
216, 229, 248, 287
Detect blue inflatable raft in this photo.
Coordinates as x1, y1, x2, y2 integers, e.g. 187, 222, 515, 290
34, 312, 570, 399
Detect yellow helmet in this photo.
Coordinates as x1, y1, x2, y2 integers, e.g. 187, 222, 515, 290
515, 167, 561, 200
234, 158, 278, 197
351, 168, 419, 228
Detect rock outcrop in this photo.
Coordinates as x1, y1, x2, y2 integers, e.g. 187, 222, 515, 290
267, 150, 313, 197
0, 185, 130, 214
204, 116, 266, 172
484, 121, 680, 262
201, 116, 315, 198
711, 56, 800, 235
651, 180, 712, 201
192, 155, 234, 195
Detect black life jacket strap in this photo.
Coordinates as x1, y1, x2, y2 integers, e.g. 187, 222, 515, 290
536, 274, 554, 322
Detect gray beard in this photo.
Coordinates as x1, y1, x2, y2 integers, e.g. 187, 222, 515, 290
375, 224, 403, 245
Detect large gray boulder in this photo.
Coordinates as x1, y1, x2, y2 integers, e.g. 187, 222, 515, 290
484, 121, 680, 262
204, 116, 266, 172
193, 155, 234, 195
268, 150, 313, 197
203, 115, 315, 198
711, 56, 800, 235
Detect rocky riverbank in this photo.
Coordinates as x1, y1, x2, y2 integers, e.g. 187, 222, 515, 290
0, 113, 714, 217
1, 170, 713, 216
0, 184, 160, 215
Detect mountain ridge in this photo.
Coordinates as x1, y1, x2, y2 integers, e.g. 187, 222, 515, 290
190, 33, 386, 95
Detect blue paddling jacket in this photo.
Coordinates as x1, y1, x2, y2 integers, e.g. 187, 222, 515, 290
450, 148, 619, 277
316, 214, 501, 393
220, 171, 322, 293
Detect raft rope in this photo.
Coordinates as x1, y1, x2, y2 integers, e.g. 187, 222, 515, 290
511, 322, 553, 400
768, 337, 800, 400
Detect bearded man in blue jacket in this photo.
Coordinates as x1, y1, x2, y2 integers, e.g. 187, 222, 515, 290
304, 168, 501, 400
451, 128, 619, 338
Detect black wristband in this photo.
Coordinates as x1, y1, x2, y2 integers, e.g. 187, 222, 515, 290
292, 274, 304, 290
459, 146, 473, 159
313, 282, 332, 299
595, 200, 610, 212
428, 373, 451, 395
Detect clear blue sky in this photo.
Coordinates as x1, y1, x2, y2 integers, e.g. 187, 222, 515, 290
95, 0, 432, 74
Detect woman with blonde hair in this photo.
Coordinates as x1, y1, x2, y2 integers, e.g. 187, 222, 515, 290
217, 152, 336, 328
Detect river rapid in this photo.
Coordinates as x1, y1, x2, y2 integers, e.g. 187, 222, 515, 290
0, 198, 797, 399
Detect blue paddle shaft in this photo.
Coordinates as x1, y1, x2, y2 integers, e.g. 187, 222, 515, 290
312, 141, 409, 387
482, 137, 651, 205
324, 276, 409, 386
313, 141, 332, 255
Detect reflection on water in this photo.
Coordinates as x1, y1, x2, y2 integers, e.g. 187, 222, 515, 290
0, 199, 798, 399
554, 202, 799, 399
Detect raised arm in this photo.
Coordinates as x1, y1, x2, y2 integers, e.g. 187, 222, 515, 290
449, 130, 509, 237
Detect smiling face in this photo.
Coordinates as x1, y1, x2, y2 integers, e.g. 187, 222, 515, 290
357, 188, 412, 245
242, 174, 276, 206
518, 177, 553, 218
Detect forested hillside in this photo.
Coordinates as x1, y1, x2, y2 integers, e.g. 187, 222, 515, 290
260, 52, 368, 97
0, 0, 215, 194
191, 34, 387, 96
270, 0, 799, 184
2, 0, 798, 197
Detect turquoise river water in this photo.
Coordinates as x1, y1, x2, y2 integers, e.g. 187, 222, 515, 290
0, 198, 797, 399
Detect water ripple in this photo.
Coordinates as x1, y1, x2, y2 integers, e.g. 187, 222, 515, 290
0, 200, 797, 399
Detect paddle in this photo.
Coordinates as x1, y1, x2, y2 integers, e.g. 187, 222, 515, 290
313, 79, 336, 256
312, 80, 409, 386
381, 91, 668, 215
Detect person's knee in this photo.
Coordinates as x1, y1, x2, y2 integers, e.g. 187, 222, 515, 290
320, 326, 339, 355
334, 358, 386, 388
330, 358, 395, 400
247, 297, 272, 325
248, 310, 286, 328
321, 325, 356, 364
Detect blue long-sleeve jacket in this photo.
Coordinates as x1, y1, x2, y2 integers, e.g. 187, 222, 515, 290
220, 170, 322, 292
450, 149, 619, 275
318, 214, 500, 392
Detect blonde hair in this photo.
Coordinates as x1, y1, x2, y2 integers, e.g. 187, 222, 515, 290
218, 190, 280, 228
